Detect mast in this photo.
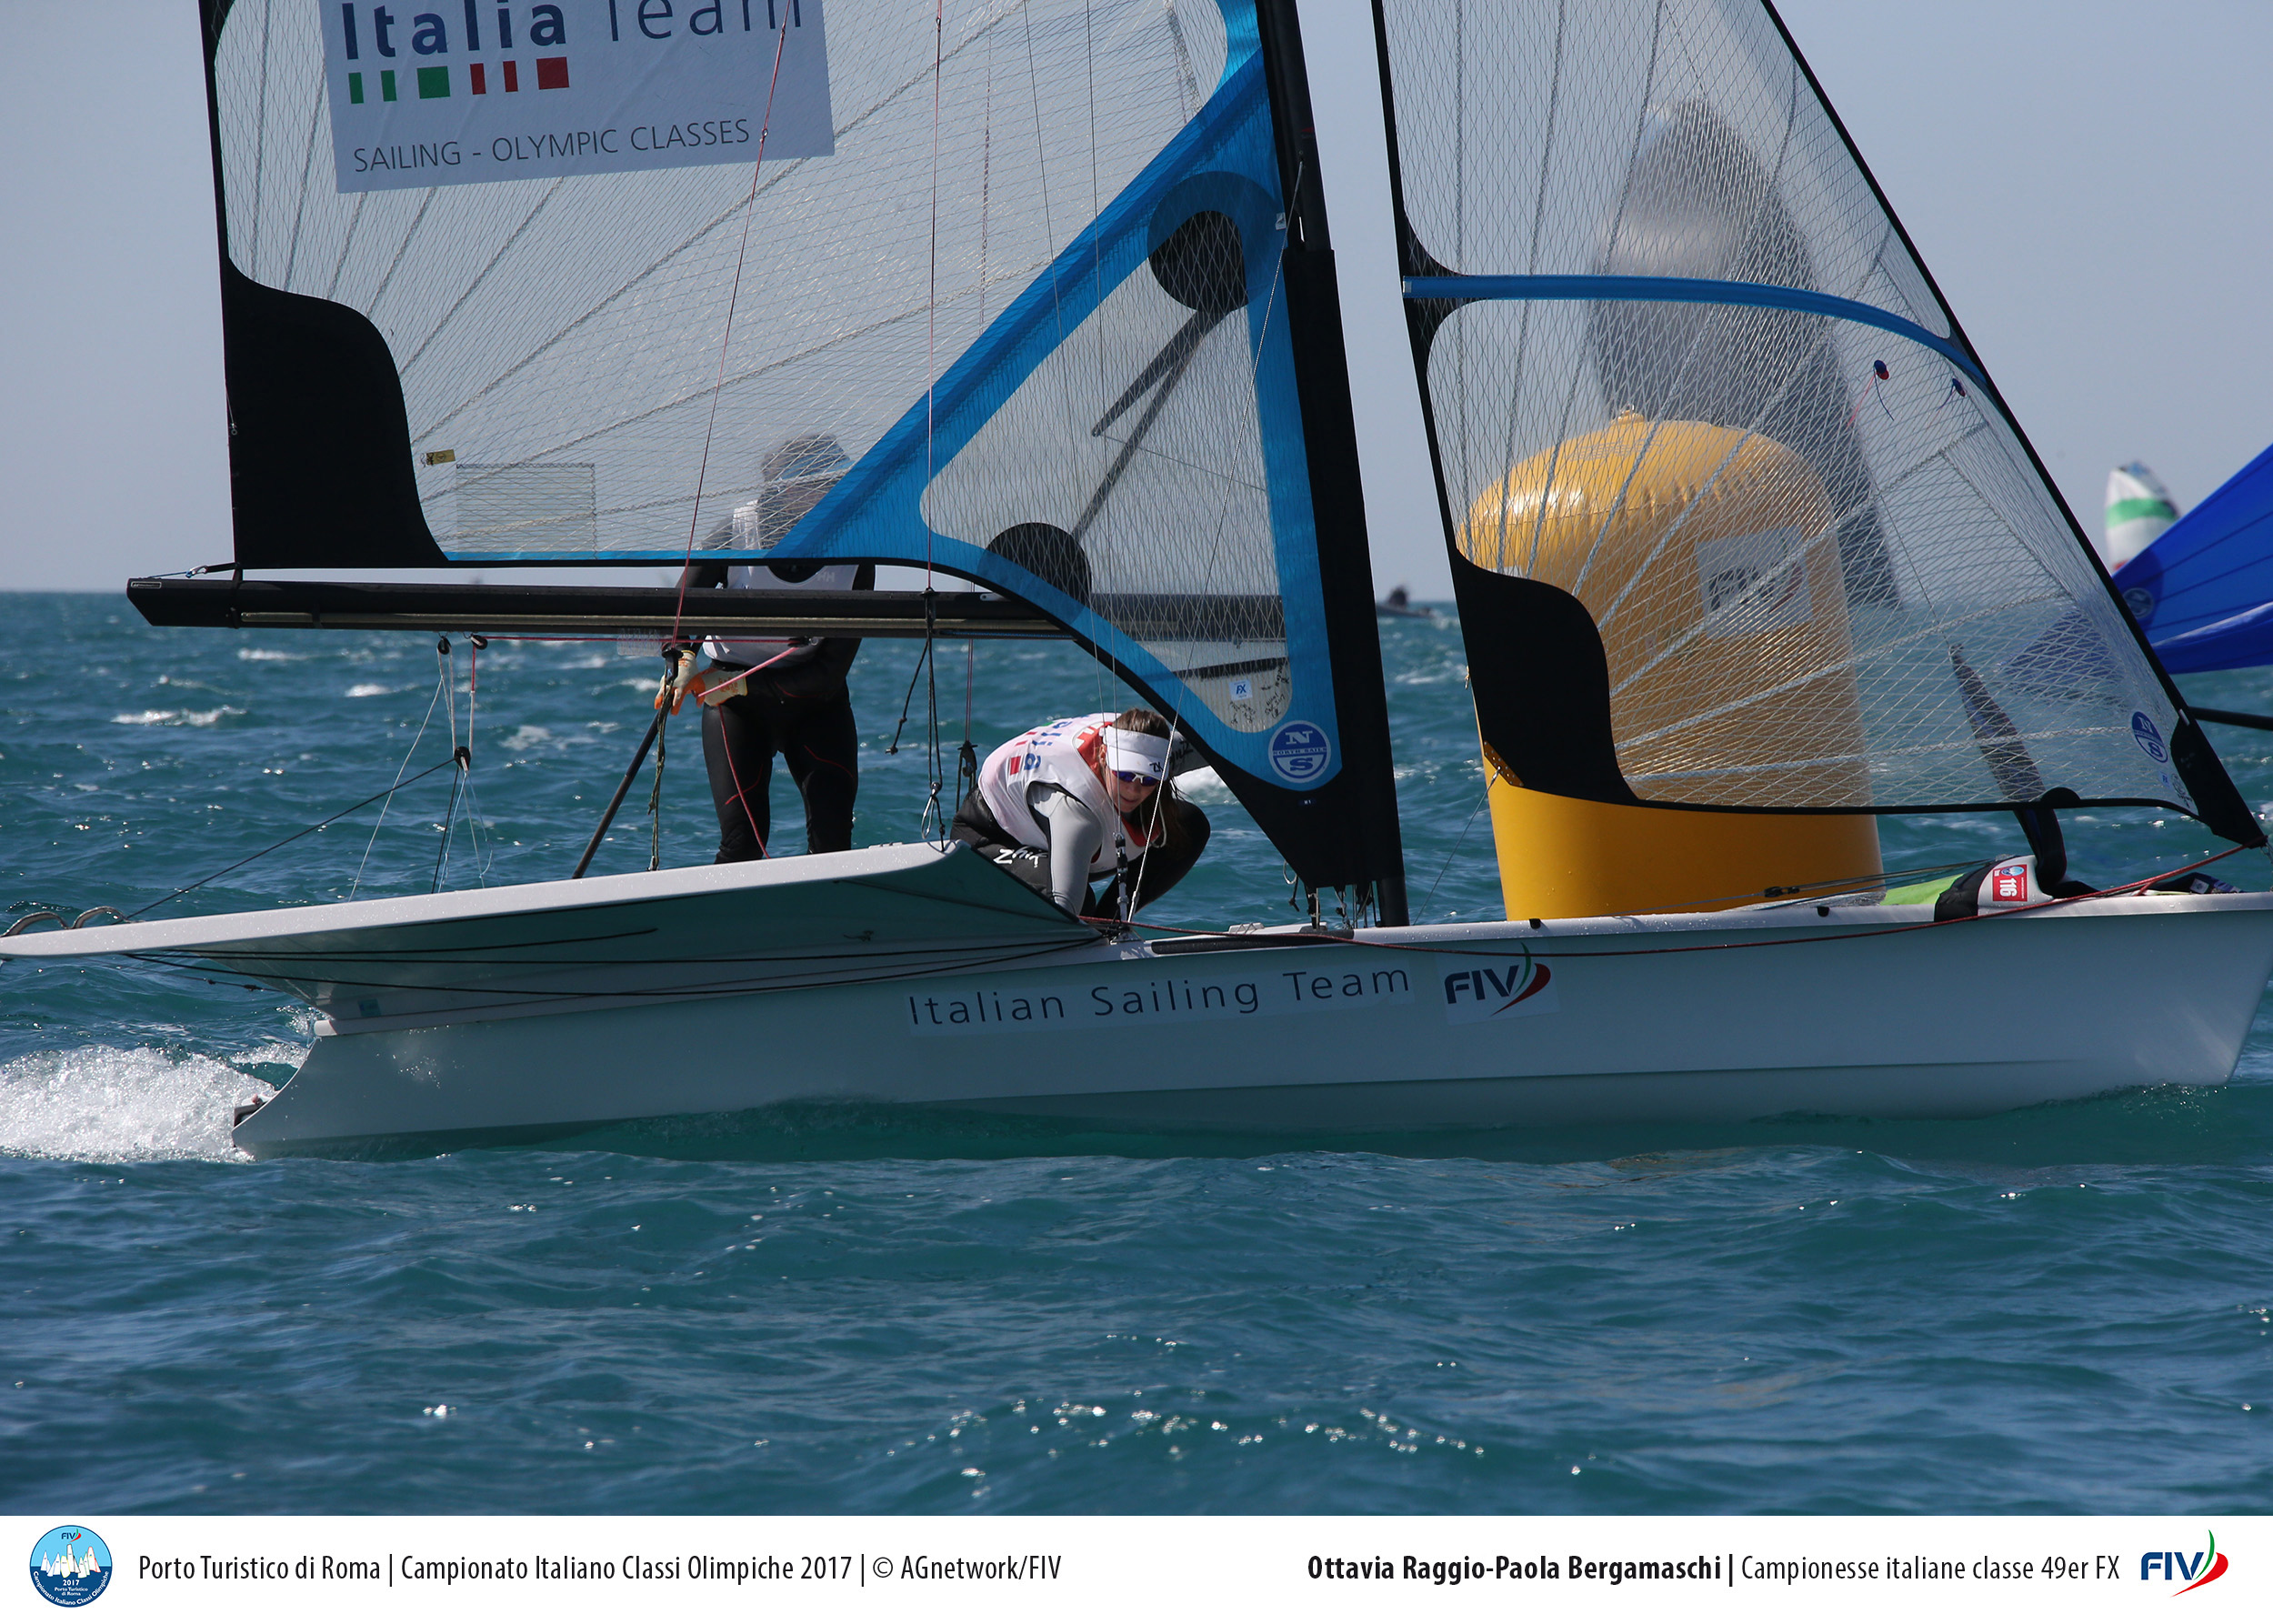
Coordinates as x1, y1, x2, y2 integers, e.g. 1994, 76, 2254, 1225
1253, 0, 1409, 924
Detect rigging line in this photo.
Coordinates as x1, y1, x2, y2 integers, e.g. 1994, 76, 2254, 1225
1108, 210, 1296, 915
979, 16, 993, 326
647, 694, 672, 873
1567, 306, 1776, 600
1596, 413, 1998, 685
396, 179, 570, 377
323, 192, 366, 303
465, 637, 488, 883
435, 639, 465, 890
1422, 770, 1498, 915
427, 286, 991, 479
1495, 0, 1567, 575
670, 18, 797, 648
885, 637, 935, 757
1596, 0, 1669, 279
432, 763, 463, 894
249, 0, 273, 277
1068, 319, 1214, 541
1120, 223, 1295, 918
279, 75, 325, 289
718, 711, 769, 859
408, 13, 1027, 445
128, 759, 457, 924
919, 0, 946, 847
1583, 320, 1833, 630
365, 184, 439, 326
352, 654, 449, 899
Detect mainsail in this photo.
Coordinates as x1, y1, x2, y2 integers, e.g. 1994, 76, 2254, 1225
1371, 0, 2259, 843
199, 0, 1403, 904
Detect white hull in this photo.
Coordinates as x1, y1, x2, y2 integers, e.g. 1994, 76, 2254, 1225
8, 846, 2271, 1154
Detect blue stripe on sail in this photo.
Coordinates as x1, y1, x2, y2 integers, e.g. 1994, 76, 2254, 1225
1400, 274, 1987, 387
759, 7, 1338, 789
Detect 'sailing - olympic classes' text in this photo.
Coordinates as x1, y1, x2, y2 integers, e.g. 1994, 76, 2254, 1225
348, 120, 755, 175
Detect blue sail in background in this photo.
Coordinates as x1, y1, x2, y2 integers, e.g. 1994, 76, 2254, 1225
2117, 440, 2273, 672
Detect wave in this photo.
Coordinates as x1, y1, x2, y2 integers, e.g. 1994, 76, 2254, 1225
109, 707, 246, 727
0, 1044, 301, 1163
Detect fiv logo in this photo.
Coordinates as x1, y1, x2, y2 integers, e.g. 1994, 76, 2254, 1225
2142, 1531, 2227, 1595
1442, 945, 1558, 1025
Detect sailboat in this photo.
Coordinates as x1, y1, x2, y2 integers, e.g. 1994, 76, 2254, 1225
2103, 462, 2179, 574
9, 0, 2273, 1156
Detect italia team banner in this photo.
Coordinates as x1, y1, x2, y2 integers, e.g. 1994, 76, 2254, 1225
10, 1517, 2266, 1620
320, 0, 835, 192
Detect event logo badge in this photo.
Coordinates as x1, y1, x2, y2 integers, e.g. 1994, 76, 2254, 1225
1267, 720, 1332, 785
323, 1, 835, 193
29, 1528, 112, 1608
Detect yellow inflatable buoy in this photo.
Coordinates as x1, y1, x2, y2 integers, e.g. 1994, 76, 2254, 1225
1460, 410, 1880, 918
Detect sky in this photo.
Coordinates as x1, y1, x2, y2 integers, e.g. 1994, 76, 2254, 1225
4, 1, 2271, 598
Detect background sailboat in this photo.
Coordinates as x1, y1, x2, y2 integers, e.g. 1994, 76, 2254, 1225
2102, 461, 2179, 572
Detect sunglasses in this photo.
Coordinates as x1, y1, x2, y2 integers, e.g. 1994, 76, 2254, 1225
1112, 769, 1162, 787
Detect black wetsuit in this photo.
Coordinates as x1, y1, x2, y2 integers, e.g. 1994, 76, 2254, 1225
682, 559, 875, 862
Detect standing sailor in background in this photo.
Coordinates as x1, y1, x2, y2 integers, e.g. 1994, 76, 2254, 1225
951, 707, 1211, 917
676, 434, 873, 860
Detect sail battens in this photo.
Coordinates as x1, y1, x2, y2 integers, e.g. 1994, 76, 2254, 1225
1399, 274, 1985, 386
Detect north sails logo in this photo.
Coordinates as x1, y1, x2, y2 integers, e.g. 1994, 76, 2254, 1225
2143, 1531, 2228, 1595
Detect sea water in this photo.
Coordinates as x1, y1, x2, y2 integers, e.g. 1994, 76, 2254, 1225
3, 592, 2270, 1514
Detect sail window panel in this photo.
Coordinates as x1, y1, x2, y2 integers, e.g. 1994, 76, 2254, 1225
212, 0, 1219, 559
922, 206, 1290, 736
451, 463, 598, 555
1431, 295, 2187, 812
1378, 0, 1951, 340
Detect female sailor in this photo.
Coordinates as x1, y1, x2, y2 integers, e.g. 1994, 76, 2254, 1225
675, 434, 872, 861
951, 707, 1211, 918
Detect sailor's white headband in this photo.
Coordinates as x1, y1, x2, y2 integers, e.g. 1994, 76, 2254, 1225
1103, 728, 1172, 780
